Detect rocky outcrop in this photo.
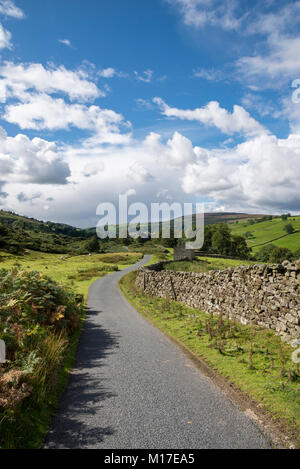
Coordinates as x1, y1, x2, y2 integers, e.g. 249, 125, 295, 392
136, 260, 300, 343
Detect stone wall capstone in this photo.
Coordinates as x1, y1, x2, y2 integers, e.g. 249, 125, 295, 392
135, 260, 300, 343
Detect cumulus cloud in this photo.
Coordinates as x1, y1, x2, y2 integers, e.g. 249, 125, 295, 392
3, 93, 131, 143
145, 131, 197, 168
1, 128, 300, 226
0, 62, 101, 102
182, 133, 300, 211
0, 61, 132, 144
0, 127, 70, 184
154, 97, 266, 137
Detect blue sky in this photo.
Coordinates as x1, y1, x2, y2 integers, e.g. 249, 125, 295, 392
0, 0, 299, 226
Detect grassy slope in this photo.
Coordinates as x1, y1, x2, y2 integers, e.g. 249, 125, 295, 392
0, 250, 143, 299
229, 216, 300, 252
120, 272, 300, 447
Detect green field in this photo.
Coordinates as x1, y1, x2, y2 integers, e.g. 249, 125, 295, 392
229, 216, 300, 253
0, 250, 143, 299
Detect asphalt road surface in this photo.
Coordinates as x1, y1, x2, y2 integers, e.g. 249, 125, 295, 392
45, 255, 271, 449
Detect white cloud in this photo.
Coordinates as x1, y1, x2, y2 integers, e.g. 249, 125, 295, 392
232, 3, 300, 87
135, 98, 154, 110
0, 23, 11, 49
1, 128, 300, 226
134, 69, 153, 83
127, 162, 154, 184
0, 62, 102, 102
154, 97, 266, 137
82, 161, 104, 177
3, 93, 131, 143
171, 1, 300, 89
98, 67, 117, 78
145, 131, 197, 169
245, 2, 300, 37
237, 35, 300, 86
182, 133, 300, 211
0, 0, 24, 19
0, 61, 132, 145
58, 39, 72, 47
0, 127, 70, 184
193, 68, 224, 81
241, 93, 282, 118
168, 0, 241, 30
0, 2, 25, 51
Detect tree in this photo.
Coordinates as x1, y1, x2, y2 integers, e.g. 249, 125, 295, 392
230, 236, 250, 259
0, 224, 8, 249
283, 223, 294, 235
269, 247, 293, 263
86, 235, 99, 253
256, 244, 276, 262
211, 223, 231, 255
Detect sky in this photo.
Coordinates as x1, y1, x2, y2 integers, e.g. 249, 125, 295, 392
0, 0, 299, 227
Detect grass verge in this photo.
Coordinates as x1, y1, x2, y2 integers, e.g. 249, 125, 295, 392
120, 271, 300, 448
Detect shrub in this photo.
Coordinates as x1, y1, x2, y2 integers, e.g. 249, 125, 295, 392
283, 223, 295, 235
0, 268, 83, 440
292, 249, 300, 261
269, 247, 293, 264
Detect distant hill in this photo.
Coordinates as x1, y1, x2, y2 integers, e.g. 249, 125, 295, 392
0, 210, 94, 255
177, 212, 264, 226
0, 210, 92, 238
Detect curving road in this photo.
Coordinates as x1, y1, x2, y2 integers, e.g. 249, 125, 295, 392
45, 255, 271, 449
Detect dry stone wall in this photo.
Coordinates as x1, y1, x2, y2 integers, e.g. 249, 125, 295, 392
136, 260, 300, 343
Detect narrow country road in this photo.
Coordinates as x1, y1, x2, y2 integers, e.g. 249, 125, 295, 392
45, 255, 271, 449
